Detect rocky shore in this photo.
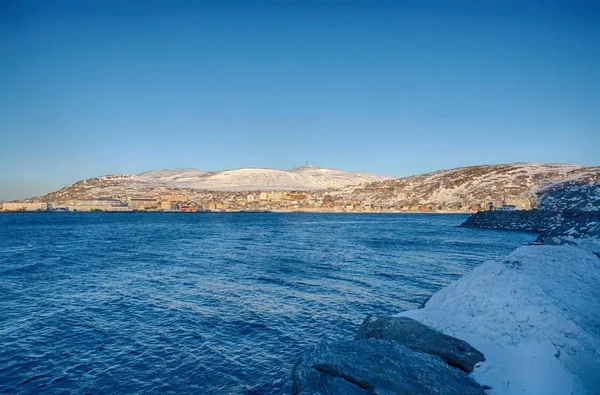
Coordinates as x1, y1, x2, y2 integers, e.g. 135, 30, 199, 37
460, 209, 600, 240
292, 208, 600, 394
292, 316, 487, 394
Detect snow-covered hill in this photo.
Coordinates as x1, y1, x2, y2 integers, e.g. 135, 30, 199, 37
139, 166, 391, 191
40, 166, 392, 201
346, 163, 600, 207
35, 163, 599, 206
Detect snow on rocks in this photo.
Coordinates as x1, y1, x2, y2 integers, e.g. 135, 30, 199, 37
397, 244, 600, 394
538, 184, 600, 212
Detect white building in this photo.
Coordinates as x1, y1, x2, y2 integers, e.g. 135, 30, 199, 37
267, 192, 283, 201
69, 205, 132, 212
258, 192, 283, 201
77, 198, 125, 207
2, 202, 50, 211
504, 197, 533, 210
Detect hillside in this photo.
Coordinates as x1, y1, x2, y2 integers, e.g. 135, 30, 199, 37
32, 163, 600, 211
340, 163, 599, 208
38, 166, 392, 202
537, 182, 600, 212
140, 166, 392, 191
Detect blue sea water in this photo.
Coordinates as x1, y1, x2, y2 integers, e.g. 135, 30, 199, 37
0, 213, 534, 394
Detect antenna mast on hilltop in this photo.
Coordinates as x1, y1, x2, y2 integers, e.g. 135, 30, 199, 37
305, 157, 308, 166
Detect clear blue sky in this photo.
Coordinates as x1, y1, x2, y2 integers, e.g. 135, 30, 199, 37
1, 0, 598, 200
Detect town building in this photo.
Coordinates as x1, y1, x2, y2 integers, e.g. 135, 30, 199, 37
128, 198, 159, 210
2, 202, 50, 211
160, 201, 174, 211
504, 197, 533, 210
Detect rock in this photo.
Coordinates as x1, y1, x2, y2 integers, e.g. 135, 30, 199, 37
355, 316, 485, 373
460, 209, 600, 240
292, 338, 485, 395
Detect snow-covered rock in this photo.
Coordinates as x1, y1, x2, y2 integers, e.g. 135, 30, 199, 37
461, 210, 600, 240
538, 183, 600, 212
352, 163, 599, 207
355, 316, 485, 373
398, 244, 600, 395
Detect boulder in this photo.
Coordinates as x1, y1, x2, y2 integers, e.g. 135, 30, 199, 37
355, 316, 484, 373
292, 338, 485, 395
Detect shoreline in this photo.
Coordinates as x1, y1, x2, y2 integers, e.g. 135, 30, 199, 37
461, 209, 600, 240
293, 213, 600, 394
395, 238, 600, 394
0, 209, 473, 215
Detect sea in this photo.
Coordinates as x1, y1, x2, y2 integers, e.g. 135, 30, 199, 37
0, 213, 534, 394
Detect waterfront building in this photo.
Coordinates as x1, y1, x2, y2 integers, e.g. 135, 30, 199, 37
1, 202, 50, 211
128, 198, 159, 210
160, 201, 173, 211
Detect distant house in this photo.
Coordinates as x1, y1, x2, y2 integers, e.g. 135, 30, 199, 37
283, 193, 306, 201
160, 201, 173, 211
128, 198, 158, 210
492, 200, 504, 209
504, 197, 533, 210
266, 192, 283, 201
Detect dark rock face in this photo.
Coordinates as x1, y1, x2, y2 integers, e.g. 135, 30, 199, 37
292, 339, 485, 395
460, 209, 600, 240
460, 210, 556, 233
538, 183, 600, 212
355, 316, 485, 373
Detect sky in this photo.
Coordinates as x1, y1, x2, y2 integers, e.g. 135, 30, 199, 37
0, 0, 599, 200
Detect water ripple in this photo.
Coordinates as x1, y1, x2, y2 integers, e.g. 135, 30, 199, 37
0, 213, 533, 393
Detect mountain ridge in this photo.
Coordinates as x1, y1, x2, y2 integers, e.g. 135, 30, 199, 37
16, 163, 600, 212
36, 166, 393, 201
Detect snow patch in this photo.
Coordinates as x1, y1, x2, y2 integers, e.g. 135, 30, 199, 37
397, 244, 600, 394
135, 166, 392, 191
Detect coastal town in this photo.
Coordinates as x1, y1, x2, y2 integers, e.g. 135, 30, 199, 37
0, 188, 533, 213
7, 162, 589, 214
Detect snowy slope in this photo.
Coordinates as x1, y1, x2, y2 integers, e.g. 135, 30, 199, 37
39, 166, 392, 201
411, 163, 585, 204
36, 162, 598, 204
398, 243, 600, 395
138, 166, 390, 191
347, 163, 599, 206
538, 183, 600, 212
139, 169, 209, 182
